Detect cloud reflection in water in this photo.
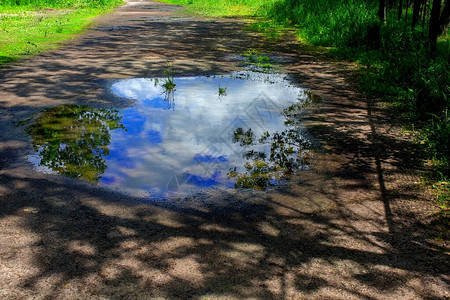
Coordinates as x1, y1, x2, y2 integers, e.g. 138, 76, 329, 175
27, 71, 316, 199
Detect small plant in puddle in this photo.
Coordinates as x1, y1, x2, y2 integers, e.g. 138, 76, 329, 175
248, 53, 270, 64
242, 51, 275, 72
161, 64, 176, 91
160, 64, 176, 109
218, 85, 228, 96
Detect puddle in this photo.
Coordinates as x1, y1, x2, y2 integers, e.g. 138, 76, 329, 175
26, 71, 319, 199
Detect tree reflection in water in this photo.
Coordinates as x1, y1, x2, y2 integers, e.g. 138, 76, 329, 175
26, 105, 125, 182
228, 91, 320, 189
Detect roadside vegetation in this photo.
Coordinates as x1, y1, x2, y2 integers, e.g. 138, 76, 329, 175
0, 0, 123, 66
160, 0, 449, 224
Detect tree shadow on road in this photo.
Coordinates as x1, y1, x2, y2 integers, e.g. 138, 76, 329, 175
0, 166, 448, 299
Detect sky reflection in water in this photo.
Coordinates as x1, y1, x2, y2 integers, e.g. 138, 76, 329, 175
28, 71, 315, 198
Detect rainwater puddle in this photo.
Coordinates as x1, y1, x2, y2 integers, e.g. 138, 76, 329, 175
26, 71, 319, 199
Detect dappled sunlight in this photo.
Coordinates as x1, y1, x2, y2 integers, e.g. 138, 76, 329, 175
258, 221, 280, 237
0, 0, 448, 299
0, 170, 447, 299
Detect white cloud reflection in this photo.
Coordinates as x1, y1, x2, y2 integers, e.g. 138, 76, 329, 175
103, 71, 306, 198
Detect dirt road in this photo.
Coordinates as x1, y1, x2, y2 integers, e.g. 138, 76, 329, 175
0, 1, 448, 299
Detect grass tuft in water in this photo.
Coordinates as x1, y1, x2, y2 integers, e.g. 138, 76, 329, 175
161, 64, 177, 90
218, 86, 228, 96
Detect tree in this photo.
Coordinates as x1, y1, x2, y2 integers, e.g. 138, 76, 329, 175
412, 0, 424, 28
429, 0, 450, 57
439, 0, 450, 34
379, 0, 387, 22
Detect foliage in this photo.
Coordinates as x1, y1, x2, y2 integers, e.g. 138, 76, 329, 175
0, 10, 95, 65
228, 94, 316, 189
160, 64, 176, 109
242, 51, 274, 70
228, 125, 312, 189
422, 111, 450, 172
25, 105, 125, 182
263, 0, 379, 48
161, 67, 176, 91
430, 180, 450, 239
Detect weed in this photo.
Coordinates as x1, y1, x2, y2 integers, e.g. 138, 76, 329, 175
242, 51, 274, 71
160, 64, 176, 109
431, 180, 450, 240
218, 86, 228, 96
422, 111, 450, 175
161, 64, 176, 91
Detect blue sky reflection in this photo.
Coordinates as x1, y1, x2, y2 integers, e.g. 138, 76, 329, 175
101, 71, 307, 197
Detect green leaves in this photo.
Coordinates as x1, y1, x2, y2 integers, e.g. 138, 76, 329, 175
26, 105, 125, 182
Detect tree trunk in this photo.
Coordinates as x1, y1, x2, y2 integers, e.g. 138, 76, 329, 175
388, 0, 396, 9
379, 0, 387, 22
429, 0, 442, 58
412, 0, 423, 27
399, 0, 404, 20
439, 0, 450, 34
422, 0, 428, 27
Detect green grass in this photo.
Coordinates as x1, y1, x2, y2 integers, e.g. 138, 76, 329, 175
0, 0, 122, 9
242, 51, 275, 70
153, 0, 264, 17
0, 0, 123, 66
156, 0, 377, 47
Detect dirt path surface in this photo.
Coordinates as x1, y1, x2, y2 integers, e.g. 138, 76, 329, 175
0, 1, 449, 299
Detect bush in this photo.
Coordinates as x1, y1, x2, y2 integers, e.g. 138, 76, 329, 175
423, 112, 450, 175
263, 0, 378, 47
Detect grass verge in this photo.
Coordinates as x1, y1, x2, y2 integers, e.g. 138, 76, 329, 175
0, 1, 123, 66
153, 0, 262, 17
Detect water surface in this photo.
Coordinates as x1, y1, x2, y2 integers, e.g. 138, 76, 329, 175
27, 71, 317, 198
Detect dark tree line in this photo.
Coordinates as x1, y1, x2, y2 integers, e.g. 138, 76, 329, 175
378, 0, 449, 56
